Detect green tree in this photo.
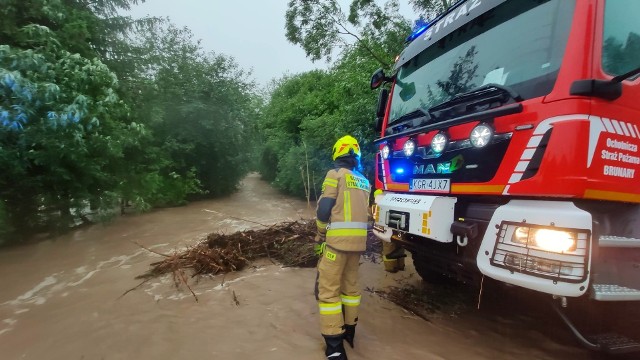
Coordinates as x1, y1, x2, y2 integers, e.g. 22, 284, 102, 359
132, 23, 257, 198
0, 0, 257, 243
285, 0, 456, 67
258, 36, 398, 197
408, 0, 453, 19
258, 70, 336, 196
285, 0, 409, 67
263, 1, 417, 198
0, 24, 141, 235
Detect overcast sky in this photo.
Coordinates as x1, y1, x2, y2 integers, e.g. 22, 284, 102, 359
127, 1, 415, 87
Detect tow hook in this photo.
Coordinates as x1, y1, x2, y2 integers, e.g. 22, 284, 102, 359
450, 220, 478, 247
457, 236, 468, 247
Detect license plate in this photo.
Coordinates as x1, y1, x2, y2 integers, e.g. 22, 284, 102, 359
410, 178, 450, 193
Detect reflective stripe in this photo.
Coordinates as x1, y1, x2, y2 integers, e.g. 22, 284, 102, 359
316, 219, 328, 229
344, 191, 352, 221
329, 222, 368, 229
322, 178, 338, 193
319, 302, 343, 315
323, 179, 338, 187
327, 228, 368, 237
340, 295, 361, 307
383, 255, 396, 262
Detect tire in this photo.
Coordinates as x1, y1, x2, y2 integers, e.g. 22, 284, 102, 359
410, 251, 451, 284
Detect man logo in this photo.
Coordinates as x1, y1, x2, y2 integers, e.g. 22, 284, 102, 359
413, 155, 464, 175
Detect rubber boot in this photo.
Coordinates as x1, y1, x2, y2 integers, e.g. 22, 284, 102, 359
323, 334, 348, 360
385, 246, 406, 260
344, 324, 356, 348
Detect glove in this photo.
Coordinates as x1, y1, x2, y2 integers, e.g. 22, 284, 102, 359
314, 238, 326, 256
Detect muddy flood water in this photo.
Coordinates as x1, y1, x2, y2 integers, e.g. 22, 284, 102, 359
0, 173, 623, 359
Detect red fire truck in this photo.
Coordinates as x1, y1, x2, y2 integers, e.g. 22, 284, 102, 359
370, 0, 640, 353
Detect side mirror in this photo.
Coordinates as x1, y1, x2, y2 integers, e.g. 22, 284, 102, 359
375, 88, 389, 132
570, 79, 622, 101
371, 68, 386, 90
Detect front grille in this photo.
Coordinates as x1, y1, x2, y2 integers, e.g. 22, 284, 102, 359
388, 136, 512, 183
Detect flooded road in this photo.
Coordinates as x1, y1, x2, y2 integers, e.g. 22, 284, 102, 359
0, 173, 593, 359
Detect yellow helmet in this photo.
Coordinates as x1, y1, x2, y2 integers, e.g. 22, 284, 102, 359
332, 135, 361, 161
373, 189, 383, 197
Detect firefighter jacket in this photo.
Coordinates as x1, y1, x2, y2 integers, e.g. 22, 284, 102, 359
316, 167, 371, 252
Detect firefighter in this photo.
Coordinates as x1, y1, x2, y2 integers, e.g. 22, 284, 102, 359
314, 135, 370, 360
372, 189, 407, 273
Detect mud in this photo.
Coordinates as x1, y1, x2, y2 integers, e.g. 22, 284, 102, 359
0, 173, 600, 359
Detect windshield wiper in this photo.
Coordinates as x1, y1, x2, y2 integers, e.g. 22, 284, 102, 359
611, 65, 640, 83
429, 83, 523, 119
394, 107, 431, 123
387, 107, 431, 134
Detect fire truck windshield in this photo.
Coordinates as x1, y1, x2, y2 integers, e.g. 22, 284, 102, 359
389, 0, 575, 125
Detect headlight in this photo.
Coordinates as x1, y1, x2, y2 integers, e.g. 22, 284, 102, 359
381, 145, 390, 159
512, 226, 577, 253
431, 133, 447, 153
403, 139, 415, 157
533, 229, 577, 253
470, 123, 493, 148
494, 222, 589, 282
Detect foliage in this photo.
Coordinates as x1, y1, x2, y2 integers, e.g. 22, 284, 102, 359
0, 199, 11, 239
261, 0, 424, 197
0, 0, 256, 244
0, 24, 139, 235
284, 0, 455, 67
258, 35, 402, 197
258, 71, 334, 196
0, 0, 451, 243
264, 0, 460, 199
132, 23, 257, 198
285, 0, 409, 67
408, 0, 453, 19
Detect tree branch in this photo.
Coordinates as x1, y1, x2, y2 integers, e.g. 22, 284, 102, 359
328, 14, 391, 68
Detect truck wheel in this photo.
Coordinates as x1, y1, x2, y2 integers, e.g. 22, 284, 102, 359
410, 251, 450, 284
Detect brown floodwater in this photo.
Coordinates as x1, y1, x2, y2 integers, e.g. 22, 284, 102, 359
0, 173, 603, 359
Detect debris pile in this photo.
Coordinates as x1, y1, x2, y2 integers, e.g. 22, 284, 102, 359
130, 220, 382, 299
136, 221, 318, 281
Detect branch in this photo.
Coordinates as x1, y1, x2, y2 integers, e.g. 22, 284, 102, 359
118, 278, 151, 300
131, 241, 171, 257
177, 269, 199, 302
202, 209, 294, 235
329, 14, 391, 68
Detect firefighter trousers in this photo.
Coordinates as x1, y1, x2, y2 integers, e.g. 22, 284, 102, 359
315, 246, 362, 336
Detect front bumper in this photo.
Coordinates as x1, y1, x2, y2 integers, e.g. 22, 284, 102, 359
374, 193, 457, 243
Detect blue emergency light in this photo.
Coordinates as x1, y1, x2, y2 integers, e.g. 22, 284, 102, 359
406, 22, 429, 42
405, 0, 467, 43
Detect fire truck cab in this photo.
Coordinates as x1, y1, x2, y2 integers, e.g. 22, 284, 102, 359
371, 0, 640, 353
